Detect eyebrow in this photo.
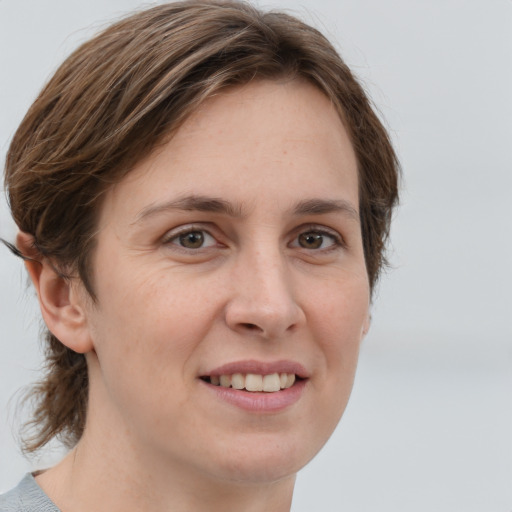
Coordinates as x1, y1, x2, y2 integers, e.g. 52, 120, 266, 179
292, 198, 359, 221
133, 195, 359, 224
133, 195, 245, 224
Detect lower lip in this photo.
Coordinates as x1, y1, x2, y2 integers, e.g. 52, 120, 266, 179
201, 379, 307, 413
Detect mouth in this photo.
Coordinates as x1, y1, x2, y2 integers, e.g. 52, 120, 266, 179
199, 360, 309, 413
200, 372, 301, 392
199, 361, 308, 412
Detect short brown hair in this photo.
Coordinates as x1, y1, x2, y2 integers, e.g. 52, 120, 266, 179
4, 0, 399, 452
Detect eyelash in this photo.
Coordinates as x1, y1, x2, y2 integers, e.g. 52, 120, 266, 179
161, 224, 345, 252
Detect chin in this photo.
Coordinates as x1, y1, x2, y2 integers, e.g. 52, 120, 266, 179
199, 429, 321, 485
217, 454, 303, 485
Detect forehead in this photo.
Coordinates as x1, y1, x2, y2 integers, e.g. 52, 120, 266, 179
101, 79, 359, 224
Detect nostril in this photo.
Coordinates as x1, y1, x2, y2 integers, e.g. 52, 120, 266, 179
241, 323, 260, 331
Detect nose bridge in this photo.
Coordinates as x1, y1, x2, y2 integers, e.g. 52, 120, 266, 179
248, 243, 290, 305
225, 236, 303, 338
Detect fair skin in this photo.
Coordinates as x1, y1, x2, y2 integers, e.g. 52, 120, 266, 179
21, 79, 370, 512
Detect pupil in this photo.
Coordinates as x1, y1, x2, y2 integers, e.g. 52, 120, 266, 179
180, 231, 204, 248
299, 232, 322, 249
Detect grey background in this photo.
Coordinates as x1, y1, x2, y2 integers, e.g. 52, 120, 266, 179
1, 0, 511, 510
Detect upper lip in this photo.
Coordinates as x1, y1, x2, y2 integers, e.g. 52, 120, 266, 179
202, 360, 309, 379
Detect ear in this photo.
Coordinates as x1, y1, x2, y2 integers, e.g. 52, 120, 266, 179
362, 311, 371, 338
17, 231, 94, 354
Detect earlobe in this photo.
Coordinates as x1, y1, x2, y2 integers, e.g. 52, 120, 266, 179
362, 312, 371, 337
16, 231, 93, 354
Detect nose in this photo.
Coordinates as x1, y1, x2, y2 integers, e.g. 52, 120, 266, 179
224, 248, 305, 339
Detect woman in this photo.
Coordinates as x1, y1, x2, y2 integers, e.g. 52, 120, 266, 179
1, 1, 399, 510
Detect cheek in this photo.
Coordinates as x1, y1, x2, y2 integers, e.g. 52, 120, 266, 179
309, 271, 369, 347
87, 266, 218, 403
306, 273, 368, 415
93, 257, 215, 340
85, 292, 208, 444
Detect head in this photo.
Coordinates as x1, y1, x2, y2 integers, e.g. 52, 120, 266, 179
5, 0, 398, 471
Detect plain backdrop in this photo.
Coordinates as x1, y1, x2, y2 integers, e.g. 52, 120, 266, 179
1, 1, 511, 510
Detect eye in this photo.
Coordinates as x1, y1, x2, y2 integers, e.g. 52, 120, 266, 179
166, 229, 217, 249
291, 228, 341, 250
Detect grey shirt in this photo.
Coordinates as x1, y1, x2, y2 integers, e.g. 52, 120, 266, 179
0, 474, 59, 512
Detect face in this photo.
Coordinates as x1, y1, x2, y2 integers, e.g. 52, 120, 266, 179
81, 80, 370, 484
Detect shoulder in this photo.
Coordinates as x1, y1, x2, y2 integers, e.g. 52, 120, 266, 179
0, 474, 60, 512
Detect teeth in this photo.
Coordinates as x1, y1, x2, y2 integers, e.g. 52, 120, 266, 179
245, 374, 263, 392
219, 375, 231, 387
209, 372, 297, 392
285, 373, 295, 388
262, 373, 281, 392
231, 373, 244, 390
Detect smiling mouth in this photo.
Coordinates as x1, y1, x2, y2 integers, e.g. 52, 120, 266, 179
201, 373, 298, 392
